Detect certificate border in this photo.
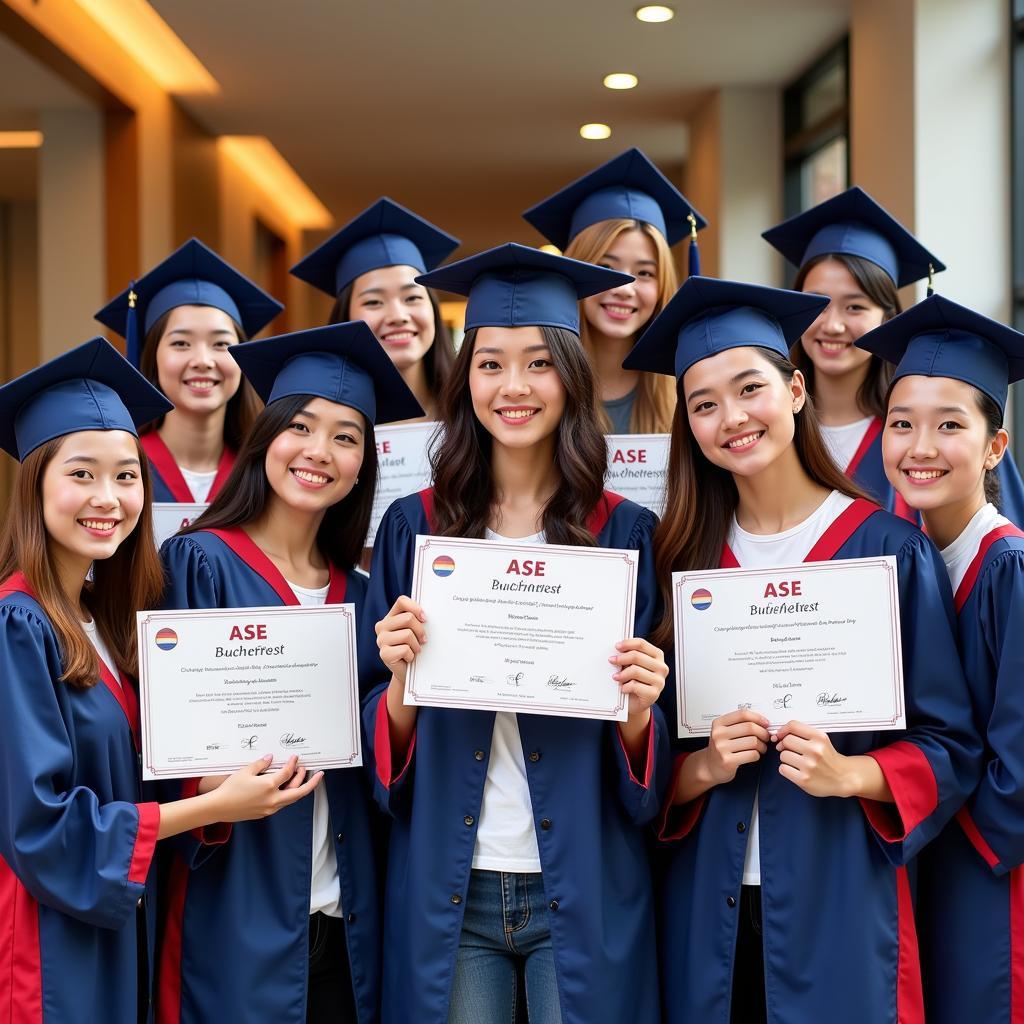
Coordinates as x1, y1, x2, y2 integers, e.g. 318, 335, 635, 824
406, 535, 637, 720
604, 433, 670, 517
138, 604, 362, 779
673, 557, 904, 736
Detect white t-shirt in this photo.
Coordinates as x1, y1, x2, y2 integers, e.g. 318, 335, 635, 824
179, 466, 218, 504
471, 529, 545, 873
81, 617, 119, 684
819, 416, 874, 474
939, 502, 1011, 594
728, 489, 855, 886
287, 579, 343, 918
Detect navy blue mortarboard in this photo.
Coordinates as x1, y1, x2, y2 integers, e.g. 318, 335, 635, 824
416, 243, 632, 334
96, 238, 283, 368
229, 320, 423, 426
290, 198, 460, 298
855, 294, 1024, 417
761, 186, 945, 290
0, 337, 173, 461
522, 147, 707, 265
623, 276, 829, 380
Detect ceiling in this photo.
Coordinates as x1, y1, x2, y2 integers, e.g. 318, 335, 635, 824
155, 0, 849, 254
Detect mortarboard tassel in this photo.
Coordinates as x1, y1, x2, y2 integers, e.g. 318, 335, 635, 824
926, 263, 935, 298
687, 213, 701, 278
125, 282, 140, 368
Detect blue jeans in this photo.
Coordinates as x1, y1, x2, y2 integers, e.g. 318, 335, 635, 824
447, 870, 562, 1024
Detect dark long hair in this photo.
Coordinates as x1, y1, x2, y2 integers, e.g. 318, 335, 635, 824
139, 309, 262, 449
329, 281, 455, 401
430, 326, 607, 546
651, 348, 866, 648
185, 394, 377, 570
791, 253, 901, 420
0, 435, 164, 687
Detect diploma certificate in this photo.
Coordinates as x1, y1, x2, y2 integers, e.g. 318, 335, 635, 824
673, 557, 905, 736
153, 503, 208, 549
405, 535, 638, 721
137, 604, 362, 779
367, 422, 439, 546
604, 434, 670, 516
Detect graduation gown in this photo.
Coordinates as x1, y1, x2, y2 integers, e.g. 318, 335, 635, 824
141, 432, 235, 504
156, 528, 381, 1024
361, 489, 671, 1024
0, 573, 159, 1024
917, 522, 1024, 1024
656, 499, 982, 1024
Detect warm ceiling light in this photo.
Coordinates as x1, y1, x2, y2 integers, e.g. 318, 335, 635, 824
635, 5, 675, 22
75, 0, 219, 94
539, 244, 562, 256
0, 131, 43, 149
580, 123, 612, 140
604, 73, 638, 90
219, 137, 333, 229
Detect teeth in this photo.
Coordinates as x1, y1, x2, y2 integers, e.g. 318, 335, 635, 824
726, 432, 762, 449
384, 332, 415, 341
186, 380, 216, 389
818, 341, 849, 352
80, 520, 117, 531
604, 305, 635, 315
499, 409, 536, 420
293, 469, 330, 484
906, 469, 945, 480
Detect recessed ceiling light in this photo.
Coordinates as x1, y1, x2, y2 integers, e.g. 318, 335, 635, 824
604, 73, 638, 90
635, 5, 675, 23
580, 123, 612, 140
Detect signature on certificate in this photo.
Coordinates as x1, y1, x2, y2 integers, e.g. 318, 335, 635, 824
772, 693, 793, 710
816, 692, 848, 706
505, 672, 525, 688
279, 732, 308, 747
546, 675, 574, 691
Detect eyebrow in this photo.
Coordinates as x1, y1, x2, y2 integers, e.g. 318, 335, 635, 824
295, 409, 364, 432
602, 254, 657, 267
165, 327, 236, 336
888, 405, 969, 415
62, 456, 141, 466
686, 368, 765, 403
474, 344, 552, 355
356, 283, 424, 297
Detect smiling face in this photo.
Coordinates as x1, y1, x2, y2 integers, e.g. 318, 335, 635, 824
469, 326, 567, 450
263, 396, 366, 516
798, 258, 885, 381
154, 305, 243, 415
41, 430, 145, 575
349, 264, 436, 372
883, 374, 1008, 515
682, 346, 806, 479
581, 228, 660, 340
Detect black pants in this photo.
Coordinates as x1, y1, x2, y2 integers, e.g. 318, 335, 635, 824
307, 912, 358, 1023
730, 886, 767, 1024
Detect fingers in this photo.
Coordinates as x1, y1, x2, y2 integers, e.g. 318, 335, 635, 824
772, 720, 817, 743
265, 755, 300, 787
716, 708, 770, 730
610, 649, 667, 677
376, 597, 425, 634
717, 720, 771, 743
246, 753, 274, 775
775, 732, 812, 755
729, 735, 768, 755
281, 765, 309, 790
377, 613, 427, 649
614, 665, 667, 693
278, 771, 324, 805
615, 637, 663, 659
379, 626, 423, 657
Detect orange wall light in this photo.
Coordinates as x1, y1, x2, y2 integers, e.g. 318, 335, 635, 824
74, 0, 219, 94
0, 132, 43, 148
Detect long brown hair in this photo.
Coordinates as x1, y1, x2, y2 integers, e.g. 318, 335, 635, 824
430, 326, 607, 546
139, 309, 262, 449
329, 281, 455, 403
651, 349, 866, 648
185, 394, 377, 570
564, 218, 679, 434
0, 436, 164, 687
791, 253, 901, 420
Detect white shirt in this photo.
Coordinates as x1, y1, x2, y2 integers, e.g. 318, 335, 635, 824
939, 502, 1011, 594
728, 489, 855, 885
819, 416, 874, 474
287, 579, 343, 918
179, 466, 218, 504
81, 617, 119, 684
471, 529, 545, 873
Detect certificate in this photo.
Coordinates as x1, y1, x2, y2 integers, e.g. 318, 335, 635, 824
152, 502, 208, 549
137, 604, 362, 779
673, 557, 905, 736
367, 422, 439, 546
604, 434, 670, 516
405, 535, 638, 721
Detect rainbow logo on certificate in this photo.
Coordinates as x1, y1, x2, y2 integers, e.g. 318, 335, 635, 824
155, 627, 179, 650
690, 588, 712, 611
432, 555, 456, 578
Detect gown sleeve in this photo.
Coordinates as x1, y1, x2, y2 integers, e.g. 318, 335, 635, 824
0, 604, 158, 929
955, 549, 1024, 874
858, 531, 983, 864
361, 501, 419, 816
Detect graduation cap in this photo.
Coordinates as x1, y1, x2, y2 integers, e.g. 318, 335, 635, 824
761, 186, 945, 290
289, 197, 460, 298
855, 293, 1024, 416
0, 337, 173, 461
623, 276, 829, 381
96, 238, 283, 368
229, 320, 423, 426
416, 242, 633, 334
522, 147, 707, 270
